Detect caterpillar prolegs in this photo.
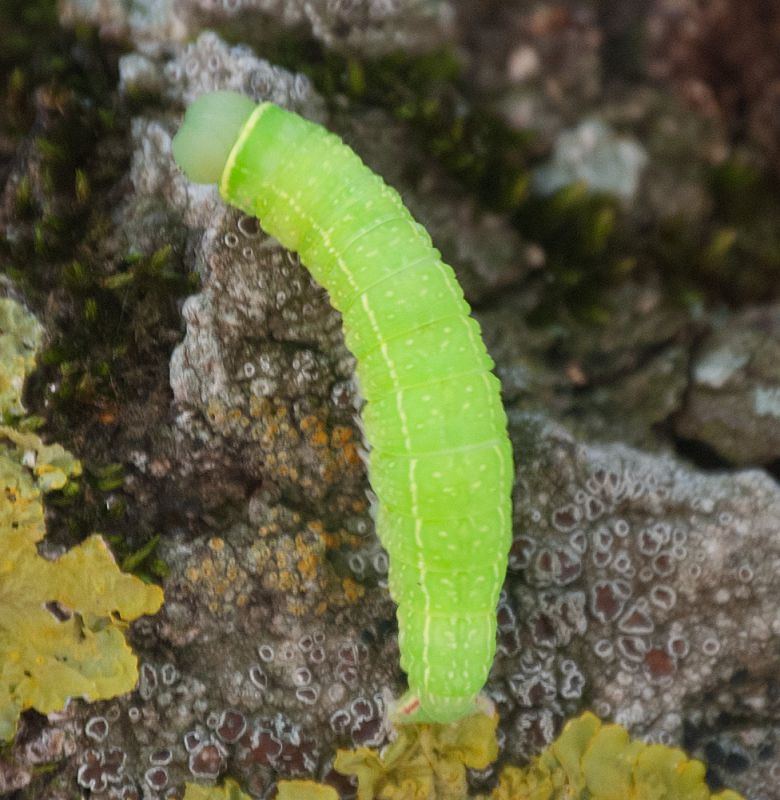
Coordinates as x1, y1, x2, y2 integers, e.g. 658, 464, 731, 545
173, 91, 514, 723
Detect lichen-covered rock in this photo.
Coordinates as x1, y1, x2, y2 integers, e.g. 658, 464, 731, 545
492, 416, 780, 797
674, 306, 780, 465
61, 0, 455, 55
479, 279, 693, 449
6, 4, 779, 800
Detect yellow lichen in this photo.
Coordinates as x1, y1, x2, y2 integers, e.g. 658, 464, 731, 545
0, 431, 163, 740
0, 426, 82, 492
334, 711, 498, 800
0, 298, 163, 742
294, 709, 748, 800
184, 779, 338, 800
0, 297, 43, 418
184, 713, 746, 800
275, 780, 339, 799
183, 778, 252, 800
480, 712, 745, 800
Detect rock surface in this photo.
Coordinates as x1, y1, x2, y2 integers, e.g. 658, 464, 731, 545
674, 307, 780, 466
1, 1, 780, 799
61, 0, 455, 55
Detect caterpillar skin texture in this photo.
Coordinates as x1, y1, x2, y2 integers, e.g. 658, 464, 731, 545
173, 91, 514, 723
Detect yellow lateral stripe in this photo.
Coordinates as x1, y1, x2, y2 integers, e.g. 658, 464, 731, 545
219, 102, 272, 199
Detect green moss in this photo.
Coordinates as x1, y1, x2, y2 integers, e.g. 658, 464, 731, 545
2, 15, 179, 565
258, 33, 780, 319
518, 183, 621, 325
265, 42, 532, 210
644, 156, 780, 307
0, 1, 195, 466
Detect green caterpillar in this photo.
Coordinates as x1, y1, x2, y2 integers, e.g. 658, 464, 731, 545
173, 91, 514, 723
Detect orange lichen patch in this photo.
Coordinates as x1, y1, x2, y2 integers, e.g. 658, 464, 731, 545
249, 505, 370, 614
248, 396, 266, 419
342, 576, 365, 603
206, 399, 227, 427
328, 425, 362, 468
322, 530, 342, 549
343, 442, 361, 466
297, 550, 320, 581
206, 394, 366, 518
301, 414, 330, 448
201, 395, 370, 616
287, 597, 310, 616
351, 498, 369, 513
179, 539, 253, 619
211, 398, 303, 455
330, 426, 354, 447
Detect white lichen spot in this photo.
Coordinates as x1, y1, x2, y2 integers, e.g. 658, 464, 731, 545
694, 348, 749, 388
754, 385, 780, 418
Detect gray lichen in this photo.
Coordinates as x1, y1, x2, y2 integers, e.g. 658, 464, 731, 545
495, 416, 780, 797
533, 119, 648, 203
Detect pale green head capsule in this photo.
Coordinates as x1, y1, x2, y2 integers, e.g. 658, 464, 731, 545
172, 90, 257, 184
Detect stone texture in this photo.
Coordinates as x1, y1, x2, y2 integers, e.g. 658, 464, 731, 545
2, 3, 780, 800
493, 417, 780, 798
61, 0, 455, 55
533, 118, 648, 203
675, 306, 780, 465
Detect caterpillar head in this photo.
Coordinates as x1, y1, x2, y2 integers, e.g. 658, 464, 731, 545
172, 90, 256, 184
